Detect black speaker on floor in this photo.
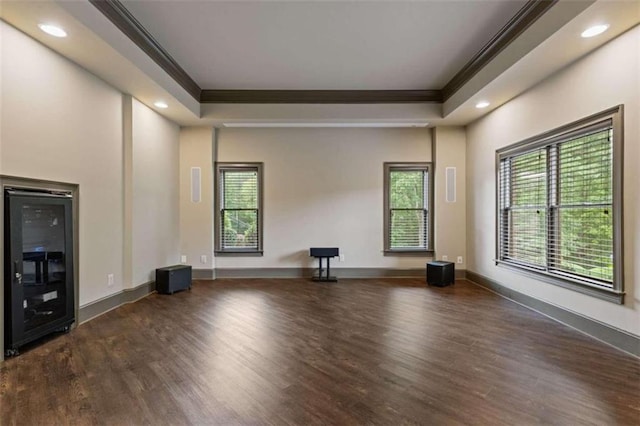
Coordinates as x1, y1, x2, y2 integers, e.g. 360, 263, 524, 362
156, 265, 192, 294
426, 261, 455, 287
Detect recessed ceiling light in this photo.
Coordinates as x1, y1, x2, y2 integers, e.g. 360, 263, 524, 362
38, 23, 67, 38
154, 101, 168, 109
475, 101, 490, 109
581, 24, 609, 38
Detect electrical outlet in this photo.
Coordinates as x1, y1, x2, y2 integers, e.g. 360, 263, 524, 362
442, 255, 448, 261
339, 254, 345, 262
181, 255, 187, 263
200, 255, 207, 264
457, 256, 463, 264
107, 274, 114, 287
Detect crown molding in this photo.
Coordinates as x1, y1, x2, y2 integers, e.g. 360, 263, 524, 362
89, 0, 201, 101
442, 0, 558, 101
90, 0, 557, 105
200, 90, 442, 104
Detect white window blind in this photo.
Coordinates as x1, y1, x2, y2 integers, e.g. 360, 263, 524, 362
498, 121, 615, 288
385, 165, 431, 251
553, 128, 613, 282
218, 165, 262, 252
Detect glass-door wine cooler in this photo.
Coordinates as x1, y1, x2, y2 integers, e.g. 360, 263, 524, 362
4, 188, 75, 356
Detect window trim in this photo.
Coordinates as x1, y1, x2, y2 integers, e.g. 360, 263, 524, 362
495, 105, 624, 303
383, 162, 434, 255
214, 162, 264, 256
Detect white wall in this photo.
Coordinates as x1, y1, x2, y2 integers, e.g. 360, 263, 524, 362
0, 21, 3, 174
433, 127, 467, 269
466, 26, 640, 335
131, 99, 181, 285
214, 127, 431, 270
1, 21, 124, 305
1, 21, 181, 304
179, 127, 215, 270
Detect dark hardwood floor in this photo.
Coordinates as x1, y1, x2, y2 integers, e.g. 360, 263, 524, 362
1, 278, 639, 425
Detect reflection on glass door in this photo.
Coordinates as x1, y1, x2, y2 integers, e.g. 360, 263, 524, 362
21, 204, 68, 332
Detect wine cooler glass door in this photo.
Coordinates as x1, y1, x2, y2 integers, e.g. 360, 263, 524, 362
7, 193, 74, 345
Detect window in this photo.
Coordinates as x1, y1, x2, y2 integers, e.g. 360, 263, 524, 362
384, 163, 433, 253
215, 163, 263, 254
497, 106, 623, 303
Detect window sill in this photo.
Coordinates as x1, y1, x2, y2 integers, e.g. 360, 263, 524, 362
215, 250, 263, 257
496, 260, 624, 304
383, 250, 434, 257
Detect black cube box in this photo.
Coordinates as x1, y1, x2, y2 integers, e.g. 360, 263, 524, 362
156, 265, 192, 294
427, 261, 455, 287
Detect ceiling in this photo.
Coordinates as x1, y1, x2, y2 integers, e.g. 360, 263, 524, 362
120, 0, 526, 90
1, 0, 639, 127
